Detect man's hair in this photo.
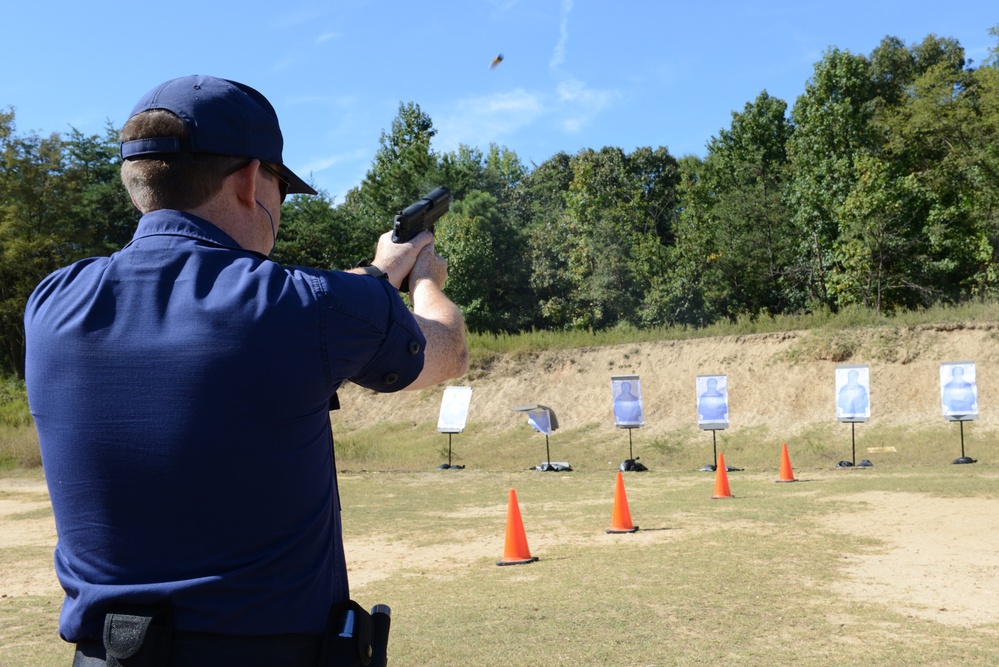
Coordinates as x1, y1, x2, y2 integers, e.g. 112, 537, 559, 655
120, 110, 245, 212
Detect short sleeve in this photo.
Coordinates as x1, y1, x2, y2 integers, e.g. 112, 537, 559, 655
315, 271, 426, 392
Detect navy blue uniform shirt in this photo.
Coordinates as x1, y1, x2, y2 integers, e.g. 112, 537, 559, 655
24, 209, 425, 642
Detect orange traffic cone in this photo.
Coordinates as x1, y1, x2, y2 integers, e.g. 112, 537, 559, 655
607, 471, 639, 533
777, 442, 797, 483
496, 489, 538, 566
712, 453, 733, 499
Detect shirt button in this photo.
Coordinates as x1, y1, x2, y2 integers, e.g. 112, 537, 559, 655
383, 373, 399, 385
408, 340, 421, 355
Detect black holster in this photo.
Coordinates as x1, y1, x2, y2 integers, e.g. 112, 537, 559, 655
321, 600, 374, 667
319, 600, 391, 667
102, 606, 173, 667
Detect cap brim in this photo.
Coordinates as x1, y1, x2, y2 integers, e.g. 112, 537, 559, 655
280, 164, 318, 196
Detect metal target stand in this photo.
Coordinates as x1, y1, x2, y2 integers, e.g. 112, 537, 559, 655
949, 418, 977, 465
436, 386, 472, 470
514, 405, 571, 472
618, 426, 648, 472
436, 431, 465, 470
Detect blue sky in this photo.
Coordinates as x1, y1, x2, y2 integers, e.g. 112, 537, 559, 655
2, 1, 994, 202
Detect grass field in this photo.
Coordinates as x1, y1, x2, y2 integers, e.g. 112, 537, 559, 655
2, 463, 998, 667
338, 465, 999, 666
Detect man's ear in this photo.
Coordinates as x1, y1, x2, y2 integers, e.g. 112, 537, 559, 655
230, 160, 260, 210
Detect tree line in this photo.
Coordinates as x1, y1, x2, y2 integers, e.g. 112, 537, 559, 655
2, 30, 998, 379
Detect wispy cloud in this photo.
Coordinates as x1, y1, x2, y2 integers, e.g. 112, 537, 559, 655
284, 93, 360, 109
487, 0, 520, 12
272, 7, 327, 30
434, 78, 618, 150
299, 147, 370, 177
549, 0, 574, 71
434, 89, 547, 151
544, 1, 619, 134
265, 55, 299, 75
555, 78, 618, 133
316, 31, 339, 45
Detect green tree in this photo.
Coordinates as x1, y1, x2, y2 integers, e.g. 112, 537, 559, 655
701, 91, 796, 316
834, 154, 936, 311
874, 34, 991, 302
512, 151, 573, 230
644, 155, 721, 327
438, 143, 525, 207
560, 147, 639, 328
652, 92, 794, 327
787, 47, 878, 309
0, 112, 137, 378
62, 125, 139, 255
525, 146, 679, 329
273, 189, 382, 270
359, 102, 440, 221
435, 190, 535, 332
437, 144, 487, 202
0, 115, 59, 378
973, 26, 999, 294
484, 144, 527, 209
514, 152, 573, 328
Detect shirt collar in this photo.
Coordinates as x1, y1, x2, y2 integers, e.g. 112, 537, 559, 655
130, 209, 245, 252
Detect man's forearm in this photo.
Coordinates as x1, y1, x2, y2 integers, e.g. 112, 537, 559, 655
406, 280, 468, 390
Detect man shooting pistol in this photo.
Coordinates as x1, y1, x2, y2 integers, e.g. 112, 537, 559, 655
24, 75, 467, 667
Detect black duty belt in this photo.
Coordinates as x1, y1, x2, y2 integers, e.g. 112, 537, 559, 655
74, 631, 323, 667
72, 600, 389, 667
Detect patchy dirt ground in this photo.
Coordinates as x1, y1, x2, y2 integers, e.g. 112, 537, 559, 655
4, 323, 998, 632
0, 477, 63, 598
824, 490, 999, 630
6, 475, 998, 633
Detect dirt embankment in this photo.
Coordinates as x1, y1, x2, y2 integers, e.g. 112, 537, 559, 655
333, 323, 999, 439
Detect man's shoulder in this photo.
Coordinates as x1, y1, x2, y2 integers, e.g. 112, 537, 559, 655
28, 257, 111, 305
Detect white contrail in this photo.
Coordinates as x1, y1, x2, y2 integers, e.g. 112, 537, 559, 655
549, 0, 574, 71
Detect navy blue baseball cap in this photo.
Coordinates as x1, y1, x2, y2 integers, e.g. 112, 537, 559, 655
120, 75, 317, 196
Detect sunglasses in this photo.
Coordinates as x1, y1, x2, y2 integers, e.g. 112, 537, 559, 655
226, 159, 289, 203
258, 161, 290, 203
